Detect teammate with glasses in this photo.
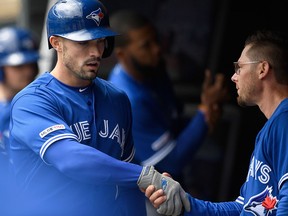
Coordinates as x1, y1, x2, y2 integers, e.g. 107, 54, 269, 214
144, 29, 288, 215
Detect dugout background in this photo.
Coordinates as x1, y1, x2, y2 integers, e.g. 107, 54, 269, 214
1, 0, 286, 202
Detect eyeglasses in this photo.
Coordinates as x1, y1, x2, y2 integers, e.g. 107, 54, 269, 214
233, 61, 262, 75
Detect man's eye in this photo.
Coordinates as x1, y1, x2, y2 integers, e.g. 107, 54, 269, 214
97, 38, 106, 44
78, 41, 88, 45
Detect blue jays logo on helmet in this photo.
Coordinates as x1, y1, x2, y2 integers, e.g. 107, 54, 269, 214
86, 8, 104, 26
244, 186, 278, 216
46, 0, 118, 58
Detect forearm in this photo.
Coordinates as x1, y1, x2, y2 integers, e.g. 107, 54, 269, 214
185, 196, 242, 216
152, 111, 207, 175
44, 139, 142, 187
176, 111, 208, 159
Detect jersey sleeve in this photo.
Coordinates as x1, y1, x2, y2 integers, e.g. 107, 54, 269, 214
277, 179, 288, 215
44, 138, 143, 187
10, 93, 76, 158
268, 112, 288, 189
184, 195, 242, 216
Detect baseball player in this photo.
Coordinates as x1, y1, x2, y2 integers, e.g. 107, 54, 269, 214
145, 30, 288, 215
0, 26, 39, 215
108, 10, 228, 181
8, 1, 190, 216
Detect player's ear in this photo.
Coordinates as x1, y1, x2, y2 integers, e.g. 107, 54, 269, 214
49, 36, 62, 52
258, 60, 270, 80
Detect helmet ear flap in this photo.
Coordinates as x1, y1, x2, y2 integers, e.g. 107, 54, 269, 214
102, 36, 114, 58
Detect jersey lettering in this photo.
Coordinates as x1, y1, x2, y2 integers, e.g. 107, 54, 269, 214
71, 121, 91, 142
259, 164, 271, 184
246, 156, 271, 184
99, 120, 126, 147
99, 120, 109, 137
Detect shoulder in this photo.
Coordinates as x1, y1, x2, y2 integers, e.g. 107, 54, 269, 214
94, 77, 129, 100
11, 72, 55, 105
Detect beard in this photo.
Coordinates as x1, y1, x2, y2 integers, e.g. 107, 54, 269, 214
63, 47, 99, 81
130, 56, 167, 81
237, 96, 248, 107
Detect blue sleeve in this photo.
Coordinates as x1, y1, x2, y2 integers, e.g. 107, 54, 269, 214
277, 180, 288, 215
44, 138, 143, 188
184, 195, 242, 216
154, 110, 208, 175
174, 110, 208, 163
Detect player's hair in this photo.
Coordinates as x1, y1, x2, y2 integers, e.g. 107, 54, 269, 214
109, 10, 154, 48
245, 30, 288, 85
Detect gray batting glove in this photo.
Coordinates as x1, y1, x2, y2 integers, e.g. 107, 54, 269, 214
137, 166, 191, 216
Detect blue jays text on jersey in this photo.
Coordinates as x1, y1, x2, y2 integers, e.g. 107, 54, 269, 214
8, 72, 146, 216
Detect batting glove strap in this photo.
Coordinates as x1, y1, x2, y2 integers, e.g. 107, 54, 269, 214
137, 166, 162, 190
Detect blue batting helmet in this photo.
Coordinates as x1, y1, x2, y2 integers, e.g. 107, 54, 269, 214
46, 0, 118, 58
0, 26, 39, 82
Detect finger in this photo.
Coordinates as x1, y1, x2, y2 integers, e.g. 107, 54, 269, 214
145, 185, 156, 198
214, 73, 226, 89
180, 191, 191, 212
149, 189, 164, 203
153, 195, 167, 209
202, 69, 212, 89
162, 172, 172, 178
172, 193, 182, 216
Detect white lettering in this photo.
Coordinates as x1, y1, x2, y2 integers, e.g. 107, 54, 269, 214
70, 121, 91, 142
109, 124, 120, 144
246, 156, 272, 184
99, 120, 109, 137
98, 120, 126, 148
259, 164, 271, 184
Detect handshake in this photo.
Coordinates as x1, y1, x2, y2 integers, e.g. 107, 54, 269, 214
137, 166, 191, 216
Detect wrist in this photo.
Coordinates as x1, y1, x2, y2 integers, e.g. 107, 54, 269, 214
198, 104, 213, 129
198, 104, 210, 119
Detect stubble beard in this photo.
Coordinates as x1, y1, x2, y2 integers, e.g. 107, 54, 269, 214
63, 51, 98, 81
237, 96, 248, 107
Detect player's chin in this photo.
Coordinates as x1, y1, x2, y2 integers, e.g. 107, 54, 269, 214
81, 71, 98, 80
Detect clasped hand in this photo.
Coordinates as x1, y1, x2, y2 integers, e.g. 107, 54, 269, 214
138, 166, 190, 216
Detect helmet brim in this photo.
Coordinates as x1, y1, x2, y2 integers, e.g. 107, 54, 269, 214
0, 51, 39, 67
55, 27, 119, 42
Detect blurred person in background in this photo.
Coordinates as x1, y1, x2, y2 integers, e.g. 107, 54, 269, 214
107, 10, 229, 215
0, 26, 39, 215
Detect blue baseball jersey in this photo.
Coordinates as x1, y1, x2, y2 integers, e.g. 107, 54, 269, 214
108, 64, 208, 176
9, 72, 146, 216
184, 98, 288, 215
0, 100, 10, 161
0, 100, 16, 215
